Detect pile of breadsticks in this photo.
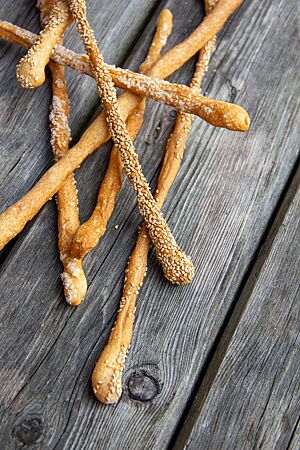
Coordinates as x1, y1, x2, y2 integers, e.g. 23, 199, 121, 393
0, 0, 249, 404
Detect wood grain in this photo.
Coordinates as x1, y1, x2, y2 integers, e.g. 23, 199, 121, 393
182, 184, 300, 450
0, 0, 299, 448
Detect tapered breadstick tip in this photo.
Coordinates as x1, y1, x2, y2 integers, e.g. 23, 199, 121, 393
161, 249, 195, 284
193, 98, 250, 131
91, 344, 126, 404
16, 0, 71, 89
17, 59, 46, 88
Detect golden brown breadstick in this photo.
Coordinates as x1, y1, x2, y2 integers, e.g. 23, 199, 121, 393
16, 0, 72, 89
0, 93, 142, 252
149, 0, 242, 79
108, 68, 248, 131
69, 9, 173, 261
0, 19, 249, 130
68, 0, 194, 284
38, 0, 54, 24
138, 9, 172, 74
38, 0, 87, 305
5, 0, 243, 82
0, 20, 34, 48
91, 0, 218, 404
0, 0, 247, 252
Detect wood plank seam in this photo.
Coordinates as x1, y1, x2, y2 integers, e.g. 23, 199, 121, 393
287, 417, 300, 450
171, 157, 300, 449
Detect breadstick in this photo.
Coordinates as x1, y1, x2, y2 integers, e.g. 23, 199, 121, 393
0, 20, 34, 48
5, 0, 243, 82
68, 0, 194, 285
38, 0, 87, 305
0, 0, 247, 252
38, 0, 54, 24
91, 0, 218, 404
69, 9, 173, 261
0, 20, 249, 130
16, 0, 72, 89
0, 93, 143, 252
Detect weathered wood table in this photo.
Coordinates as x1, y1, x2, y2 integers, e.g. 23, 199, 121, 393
0, 0, 299, 448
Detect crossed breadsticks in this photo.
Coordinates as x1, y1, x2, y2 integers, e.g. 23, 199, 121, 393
0, 0, 247, 402
0, 20, 249, 130
92, 0, 219, 404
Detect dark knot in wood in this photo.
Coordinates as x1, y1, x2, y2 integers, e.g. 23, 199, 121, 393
127, 369, 160, 402
13, 416, 44, 445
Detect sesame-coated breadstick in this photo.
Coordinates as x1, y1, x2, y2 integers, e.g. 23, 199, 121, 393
91, 0, 218, 404
38, 0, 87, 305
0, 20, 33, 47
0, 93, 145, 252
0, 18, 249, 130
10, 0, 243, 85
0, 0, 247, 252
69, 9, 173, 262
68, 0, 194, 284
17, 0, 72, 89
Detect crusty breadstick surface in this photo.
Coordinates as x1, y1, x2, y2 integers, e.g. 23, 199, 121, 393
92, 0, 218, 404
68, 0, 194, 285
108, 68, 248, 131
149, 0, 242, 79
70, 9, 173, 261
37, 0, 87, 305
0, 0, 247, 252
17, 0, 72, 89
0, 20, 34, 48
11, 0, 244, 86
0, 19, 249, 130
90, 9, 173, 403
0, 93, 140, 251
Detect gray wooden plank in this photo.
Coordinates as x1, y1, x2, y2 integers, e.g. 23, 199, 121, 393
0, 0, 299, 448
182, 182, 300, 450
289, 421, 300, 450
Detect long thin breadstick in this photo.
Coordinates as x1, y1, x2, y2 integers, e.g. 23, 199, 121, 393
0, 0, 246, 252
17, 0, 72, 89
6, 0, 243, 85
91, 0, 218, 404
0, 93, 145, 251
38, 0, 87, 305
68, 0, 194, 285
0, 19, 249, 130
69, 9, 173, 262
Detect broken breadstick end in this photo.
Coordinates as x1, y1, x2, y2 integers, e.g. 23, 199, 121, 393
60, 258, 87, 305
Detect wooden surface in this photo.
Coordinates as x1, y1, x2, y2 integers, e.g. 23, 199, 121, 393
0, 0, 299, 449
178, 173, 300, 449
